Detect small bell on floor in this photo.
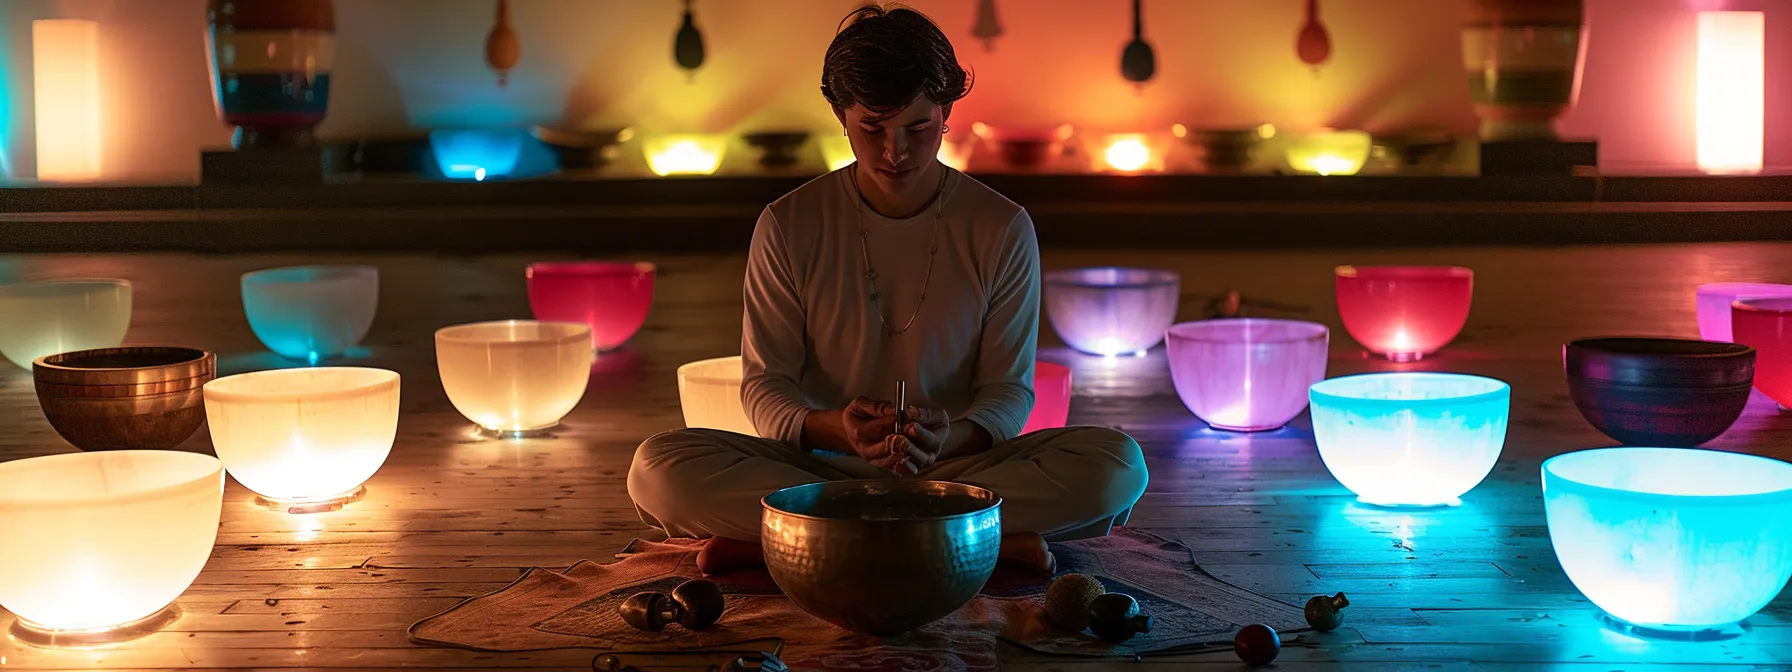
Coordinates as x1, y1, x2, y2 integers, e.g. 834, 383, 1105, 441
618, 579, 725, 631
1087, 592, 1152, 643
1234, 623, 1281, 666
1304, 592, 1350, 632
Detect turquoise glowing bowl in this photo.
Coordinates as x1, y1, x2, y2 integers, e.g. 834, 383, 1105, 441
241, 266, 378, 363
1309, 372, 1510, 507
1543, 448, 1792, 636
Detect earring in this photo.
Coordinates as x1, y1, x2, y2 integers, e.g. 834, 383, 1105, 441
942, 124, 951, 133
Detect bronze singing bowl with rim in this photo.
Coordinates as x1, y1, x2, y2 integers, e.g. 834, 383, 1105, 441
761, 480, 1002, 637
33, 346, 216, 451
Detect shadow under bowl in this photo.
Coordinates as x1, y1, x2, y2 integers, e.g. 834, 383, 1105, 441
1564, 338, 1755, 447
761, 480, 1002, 637
33, 347, 216, 451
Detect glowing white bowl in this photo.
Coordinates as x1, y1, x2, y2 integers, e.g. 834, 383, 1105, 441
240, 265, 378, 362
1695, 282, 1792, 342
0, 450, 222, 637
1543, 447, 1792, 635
204, 367, 400, 506
0, 279, 132, 369
677, 356, 757, 436
436, 320, 593, 435
1166, 319, 1329, 431
1043, 267, 1181, 356
1309, 372, 1510, 506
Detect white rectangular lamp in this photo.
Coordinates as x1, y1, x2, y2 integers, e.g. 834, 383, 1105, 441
1695, 11, 1764, 176
32, 19, 101, 182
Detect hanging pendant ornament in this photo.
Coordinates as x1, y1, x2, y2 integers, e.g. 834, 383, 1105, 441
1295, 0, 1331, 70
972, 0, 1003, 53
1119, 0, 1156, 91
674, 0, 706, 82
485, 0, 520, 87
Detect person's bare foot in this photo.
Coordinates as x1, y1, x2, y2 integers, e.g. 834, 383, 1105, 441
997, 532, 1056, 575
697, 537, 765, 575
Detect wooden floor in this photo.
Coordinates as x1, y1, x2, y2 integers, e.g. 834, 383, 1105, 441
2, 244, 1791, 670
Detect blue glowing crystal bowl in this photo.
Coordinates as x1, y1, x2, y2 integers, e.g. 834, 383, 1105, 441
1543, 447, 1792, 636
1309, 372, 1510, 507
241, 265, 378, 362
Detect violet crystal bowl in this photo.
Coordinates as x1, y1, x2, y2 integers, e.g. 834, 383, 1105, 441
1563, 337, 1754, 447
1166, 318, 1329, 431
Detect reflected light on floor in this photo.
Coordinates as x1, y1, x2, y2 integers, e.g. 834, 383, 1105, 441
293, 514, 326, 542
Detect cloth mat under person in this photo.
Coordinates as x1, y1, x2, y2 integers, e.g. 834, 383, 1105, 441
409, 528, 1307, 671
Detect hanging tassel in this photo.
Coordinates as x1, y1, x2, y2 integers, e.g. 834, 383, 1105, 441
485, 0, 520, 87
674, 0, 706, 82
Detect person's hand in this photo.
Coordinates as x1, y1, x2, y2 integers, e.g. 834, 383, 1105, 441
842, 396, 897, 461
880, 406, 950, 476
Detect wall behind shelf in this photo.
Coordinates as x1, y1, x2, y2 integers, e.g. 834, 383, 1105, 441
0, 0, 1786, 184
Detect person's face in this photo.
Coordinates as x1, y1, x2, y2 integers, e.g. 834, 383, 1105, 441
835, 98, 949, 195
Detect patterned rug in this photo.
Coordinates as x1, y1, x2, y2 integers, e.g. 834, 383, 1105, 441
409, 528, 1307, 671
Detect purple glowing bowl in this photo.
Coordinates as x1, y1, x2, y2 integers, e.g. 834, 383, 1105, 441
1166, 319, 1330, 431
525, 262, 656, 352
1696, 283, 1792, 343
1043, 267, 1181, 356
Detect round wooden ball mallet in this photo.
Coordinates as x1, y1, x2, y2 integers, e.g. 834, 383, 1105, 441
1304, 592, 1350, 632
618, 579, 725, 631
1043, 573, 1105, 631
1087, 592, 1152, 643
1234, 623, 1281, 666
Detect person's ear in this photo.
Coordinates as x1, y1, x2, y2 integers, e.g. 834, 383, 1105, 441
941, 103, 954, 124
831, 104, 848, 132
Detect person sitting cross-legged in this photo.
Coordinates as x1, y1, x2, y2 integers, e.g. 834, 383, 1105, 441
627, 4, 1149, 576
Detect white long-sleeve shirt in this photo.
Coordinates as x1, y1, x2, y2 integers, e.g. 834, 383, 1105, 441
740, 166, 1040, 450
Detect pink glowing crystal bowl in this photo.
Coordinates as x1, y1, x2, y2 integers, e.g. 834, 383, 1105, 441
1043, 267, 1181, 356
525, 262, 656, 352
1732, 297, 1792, 409
1698, 283, 1792, 343
1021, 361, 1072, 434
1335, 265, 1473, 361
1166, 319, 1330, 431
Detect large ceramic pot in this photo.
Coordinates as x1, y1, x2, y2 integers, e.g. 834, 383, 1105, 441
207, 0, 335, 148
1461, 0, 1584, 141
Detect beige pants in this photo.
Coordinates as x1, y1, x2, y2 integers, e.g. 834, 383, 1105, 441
627, 426, 1149, 543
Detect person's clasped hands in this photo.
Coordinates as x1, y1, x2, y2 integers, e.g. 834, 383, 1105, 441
842, 396, 951, 475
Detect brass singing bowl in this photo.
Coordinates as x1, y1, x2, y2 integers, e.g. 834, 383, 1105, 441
761, 480, 1002, 637
33, 346, 216, 451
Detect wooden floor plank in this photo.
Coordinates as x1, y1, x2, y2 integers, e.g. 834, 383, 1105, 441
4, 247, 1792, 670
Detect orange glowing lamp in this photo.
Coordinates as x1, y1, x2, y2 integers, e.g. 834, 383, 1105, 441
1696, 11, 1764, 176
32, 20, 101, 182
1099, 134, 1163, 173
645, 134, 727, 176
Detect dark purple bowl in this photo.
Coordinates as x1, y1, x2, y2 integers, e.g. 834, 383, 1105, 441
1563, 337, 1754, 447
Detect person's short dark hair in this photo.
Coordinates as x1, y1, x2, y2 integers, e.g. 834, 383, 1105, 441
821, 4, 973, 122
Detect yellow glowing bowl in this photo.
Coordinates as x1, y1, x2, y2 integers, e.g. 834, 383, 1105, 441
677, 356, 758, 436
204, 367, 400, 506
0, 450, 222, 638
645, 134, 728, 176
1287, 130, 1373, 176
436, 320, 593, 436
0, 279, 132, 369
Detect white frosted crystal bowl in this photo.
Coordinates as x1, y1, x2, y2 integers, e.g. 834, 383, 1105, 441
204, 367, 400, 504
677, 356, 757, 436
435, 320, 593, 434
0, 279, 132, 369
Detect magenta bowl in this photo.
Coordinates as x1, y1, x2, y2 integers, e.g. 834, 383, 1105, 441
1335, 265, 1473, 361
1021, 361, 1071, 435
1696, 282, 1792, 343
525, 262, 656, 352
1166, 318, 1330, 431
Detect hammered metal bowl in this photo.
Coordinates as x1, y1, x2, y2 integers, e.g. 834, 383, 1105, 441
761, 480, 1002, 637
33, 346, 216, 451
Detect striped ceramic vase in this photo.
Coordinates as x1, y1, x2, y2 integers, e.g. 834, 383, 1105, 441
1461, 0, 1585, 141
206, 0, 334, 148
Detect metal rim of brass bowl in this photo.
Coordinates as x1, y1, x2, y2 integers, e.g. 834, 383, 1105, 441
760, 480, 1003, 638
32, 346, 217, 451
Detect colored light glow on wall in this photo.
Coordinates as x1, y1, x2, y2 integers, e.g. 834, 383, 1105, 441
1286, 129, 1371, 176
1695, 11, 1763, 176
938, 138, 972, 171
32, 20, 101, 182
819, 135, 854, 171
429, 129, 526, 181
645, 134, 727, 176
